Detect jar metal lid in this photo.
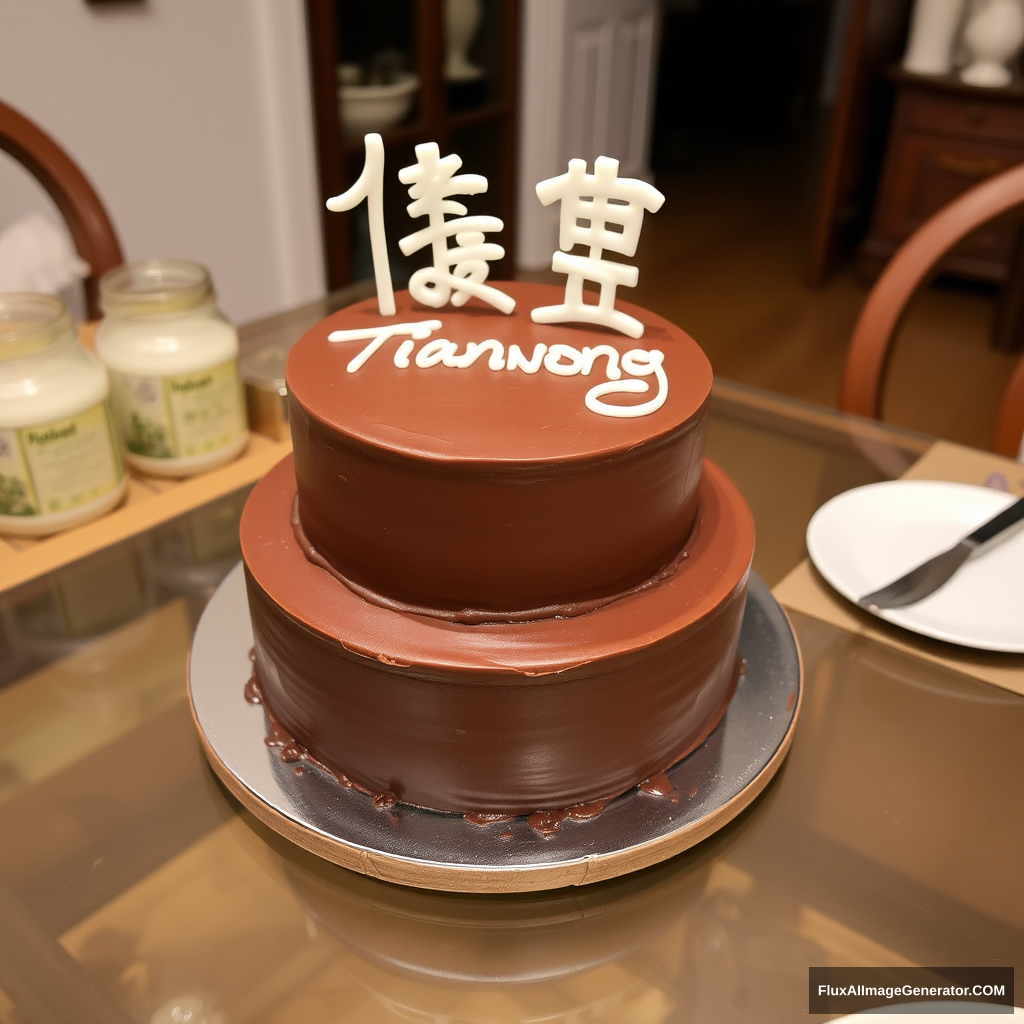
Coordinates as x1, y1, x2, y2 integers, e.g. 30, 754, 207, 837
241, 343, 290, 441
240, 343, 289, 390
100, 259, 215, 317
0, 292, 76, 361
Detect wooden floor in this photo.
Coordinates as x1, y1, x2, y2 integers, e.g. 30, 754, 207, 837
615, 141, 1022, 452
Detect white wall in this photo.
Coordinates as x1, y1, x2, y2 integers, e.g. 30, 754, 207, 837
0, 0, 325, 325
517, 0, 660, 271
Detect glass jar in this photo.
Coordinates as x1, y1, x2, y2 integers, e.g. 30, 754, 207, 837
96, 259, 248, 477
0, 293, 126, 536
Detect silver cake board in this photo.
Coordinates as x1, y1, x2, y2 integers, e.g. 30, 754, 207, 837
189, 563, 802, 893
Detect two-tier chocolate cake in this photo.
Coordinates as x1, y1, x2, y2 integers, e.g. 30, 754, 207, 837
239, 281, 755, 821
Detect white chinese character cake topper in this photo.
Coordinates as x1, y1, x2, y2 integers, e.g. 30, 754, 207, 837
531, 156, 665, 339
325, 133, 395, 317
397, 143, 515, 315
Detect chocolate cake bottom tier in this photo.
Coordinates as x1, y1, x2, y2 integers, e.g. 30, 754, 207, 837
241, 456, 755, 815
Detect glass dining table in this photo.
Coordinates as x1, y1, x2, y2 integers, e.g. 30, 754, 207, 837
0, 292, 1021, 1024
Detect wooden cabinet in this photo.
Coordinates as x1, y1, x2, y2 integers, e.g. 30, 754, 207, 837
305, 0, 520, 292
860, 68, 1024, 285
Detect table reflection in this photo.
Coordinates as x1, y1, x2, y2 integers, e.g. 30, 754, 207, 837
22, 612, 1017, 1024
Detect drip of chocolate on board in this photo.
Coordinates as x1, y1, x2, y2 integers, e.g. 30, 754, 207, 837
527, 799, 609, 835
244, 649, 262, 704
527, 808, 570, 835
568, 798, 611, 820
244, 675, 263, 705
467, 797, 611, 836
639, 771, 676, 797
245, 672, 399, 810
465, 812, 514, 826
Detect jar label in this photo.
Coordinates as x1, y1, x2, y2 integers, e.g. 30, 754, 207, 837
111, 359, 246, 460
0, 402, 124, 518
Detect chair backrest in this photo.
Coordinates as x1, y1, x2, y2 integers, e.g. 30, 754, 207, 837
0, 100, 123, 320
839, 162, 1024, 460
993, 353, 1024, 461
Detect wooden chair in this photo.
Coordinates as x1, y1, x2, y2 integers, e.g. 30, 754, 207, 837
840, 162, 1024, 460
0, 100, 123, 321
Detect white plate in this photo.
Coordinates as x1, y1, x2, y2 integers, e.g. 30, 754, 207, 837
806, 480, 1024, 653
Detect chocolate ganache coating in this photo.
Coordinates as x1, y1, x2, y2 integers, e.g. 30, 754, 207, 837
241, 456, 754, 815
287, 282, 711, 620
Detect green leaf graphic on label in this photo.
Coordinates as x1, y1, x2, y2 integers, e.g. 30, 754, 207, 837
0, 475, 35, 516
126, 412, 173, 458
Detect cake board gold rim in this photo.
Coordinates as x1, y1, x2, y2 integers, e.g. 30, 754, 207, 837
188, 563, 802, 894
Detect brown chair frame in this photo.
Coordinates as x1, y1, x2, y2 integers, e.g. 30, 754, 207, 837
992, 354, 1024, 459
0, 100, 123, 320
840, 162, 1024, 460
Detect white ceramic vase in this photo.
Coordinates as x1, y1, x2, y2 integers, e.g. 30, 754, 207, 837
960, 0, 1024, 86
445, 0, 485, 82
903, 0, 968, 75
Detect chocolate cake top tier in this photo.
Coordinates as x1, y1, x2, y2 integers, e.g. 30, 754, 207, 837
287, 281, 713, 620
